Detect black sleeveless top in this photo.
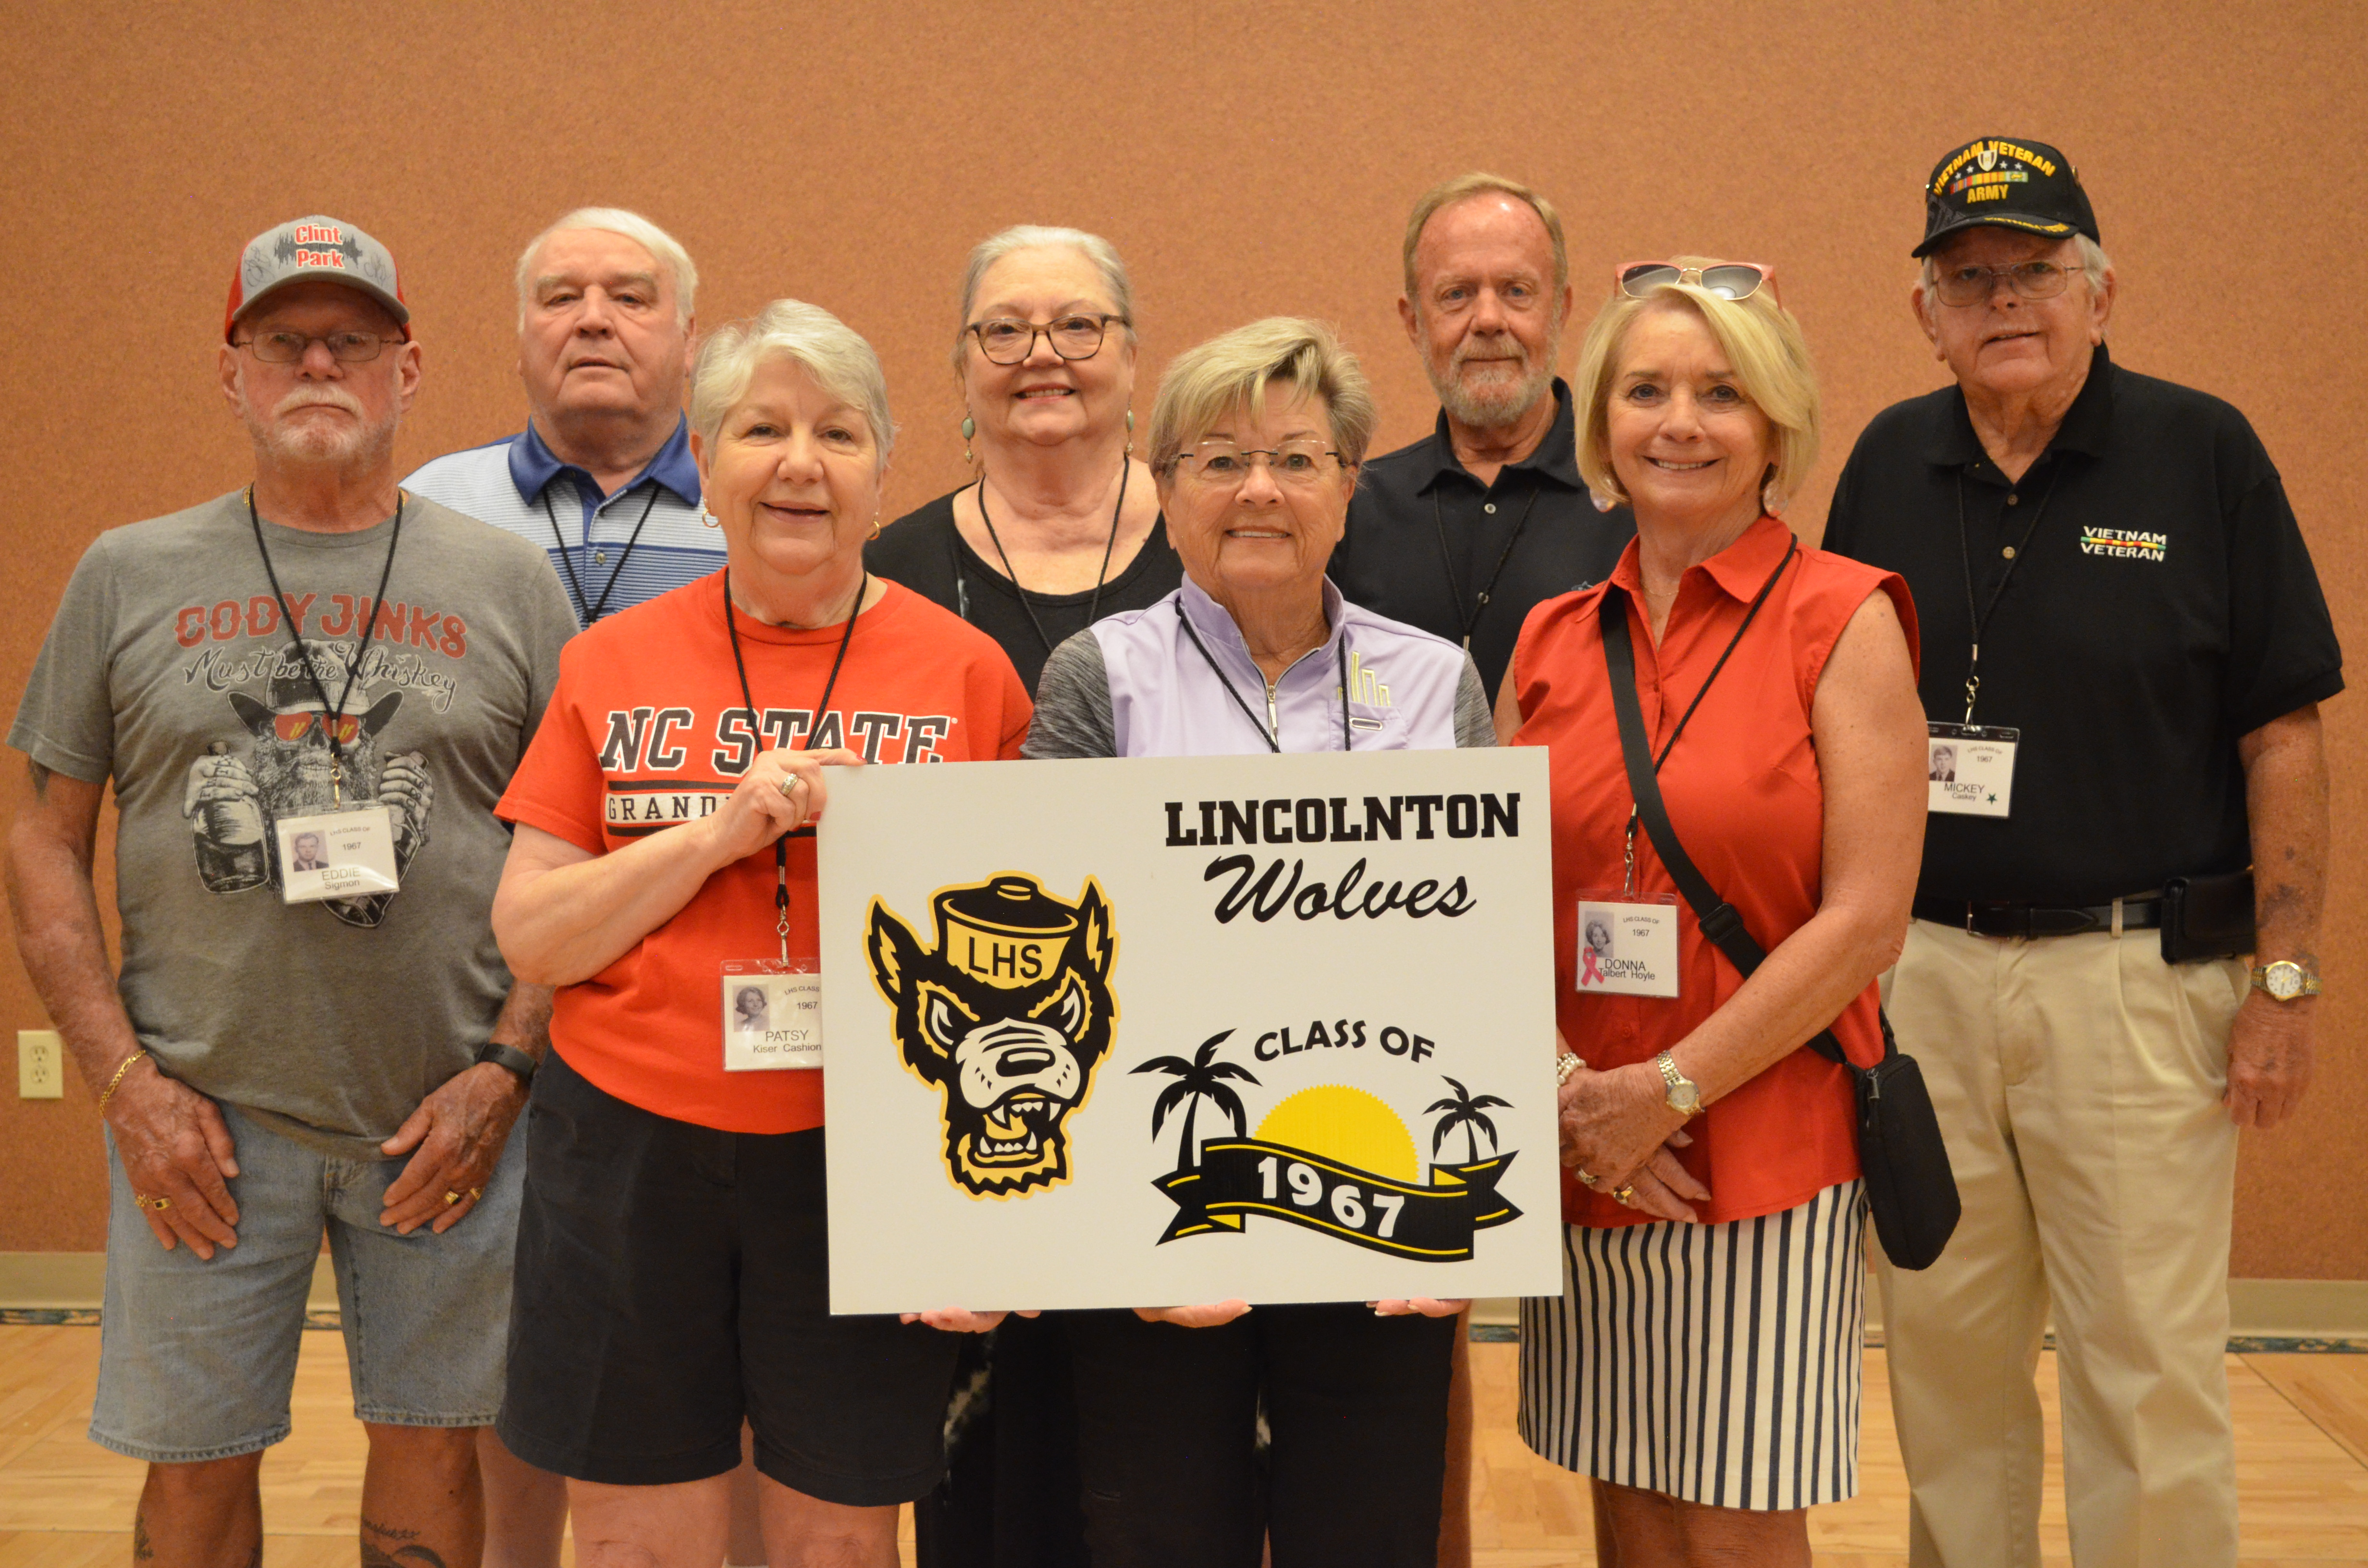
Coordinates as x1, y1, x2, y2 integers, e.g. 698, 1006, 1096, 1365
865, 487, 1184, 694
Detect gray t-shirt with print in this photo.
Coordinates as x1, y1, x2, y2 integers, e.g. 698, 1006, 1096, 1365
9, 491, 579, 1159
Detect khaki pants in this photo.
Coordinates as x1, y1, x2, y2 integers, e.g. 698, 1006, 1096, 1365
1874, 919, 2247, 1568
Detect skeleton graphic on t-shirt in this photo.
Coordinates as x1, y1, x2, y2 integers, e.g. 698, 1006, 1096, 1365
182, 668, 435, 928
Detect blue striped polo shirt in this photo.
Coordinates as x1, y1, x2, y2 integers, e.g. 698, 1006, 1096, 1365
404, 417, 721, 628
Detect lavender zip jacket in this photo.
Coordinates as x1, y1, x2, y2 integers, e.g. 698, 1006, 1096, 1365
1023, 577, 1493, 760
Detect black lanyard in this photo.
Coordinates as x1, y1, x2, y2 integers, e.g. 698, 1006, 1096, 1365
246, 487, 405, 798
1953, 464, 2062, 723
1176, 601, 1355, 753
545, 482, 662, 626
1431, 483, 1540, 650
1614, 536, 1796, 885
722, 570, 863, 962
967, 461, 1130, 651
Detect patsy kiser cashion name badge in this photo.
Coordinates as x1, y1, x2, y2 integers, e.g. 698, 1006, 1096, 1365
1574, 894, 1681, 997
275, 807, 400, 904
1927, 721, 2020, 818
723, 961, 823, 1070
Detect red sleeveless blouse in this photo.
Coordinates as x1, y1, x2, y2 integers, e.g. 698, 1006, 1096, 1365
1509, 514, 1918, 1227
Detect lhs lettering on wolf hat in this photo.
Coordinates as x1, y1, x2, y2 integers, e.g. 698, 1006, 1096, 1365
223, 214, 410, 341
1913, 136, 2099, 258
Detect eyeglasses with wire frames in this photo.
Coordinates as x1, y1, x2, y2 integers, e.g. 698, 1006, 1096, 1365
232, 330, 405, 365
963, 313, 1129, 365
1616, 261, 1776, 304
1167, 438, 1348, 489
1927, 257, 2078, 308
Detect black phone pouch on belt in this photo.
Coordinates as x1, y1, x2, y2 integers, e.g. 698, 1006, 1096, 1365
2160, 870, 2257, 964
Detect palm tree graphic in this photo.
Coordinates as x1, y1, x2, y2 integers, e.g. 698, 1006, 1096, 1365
1428, 1077, 1512, 1165
1134, 1029, 1260, 1169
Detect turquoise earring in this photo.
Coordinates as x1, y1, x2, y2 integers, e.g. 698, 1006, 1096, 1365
961, 414, 976, 465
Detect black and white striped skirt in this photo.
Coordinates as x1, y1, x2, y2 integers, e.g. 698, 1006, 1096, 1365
1517, 1179, 1866, 1510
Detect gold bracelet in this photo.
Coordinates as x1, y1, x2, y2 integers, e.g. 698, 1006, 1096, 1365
97, 1050, 149, 1116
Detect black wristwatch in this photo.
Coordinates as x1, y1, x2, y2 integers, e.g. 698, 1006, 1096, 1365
474, 1041, 540, 1086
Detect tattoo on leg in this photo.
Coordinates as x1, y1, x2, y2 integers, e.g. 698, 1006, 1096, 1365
362, 1518, 445, 1568
133, 1510, 155, 1561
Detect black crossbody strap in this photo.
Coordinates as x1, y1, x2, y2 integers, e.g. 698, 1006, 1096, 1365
1597, 586, 1871, 1069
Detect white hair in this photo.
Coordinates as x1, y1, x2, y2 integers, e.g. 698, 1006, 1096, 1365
691, 299, 896, 467
952, 225, 1135, 371
515, 207, 699, 328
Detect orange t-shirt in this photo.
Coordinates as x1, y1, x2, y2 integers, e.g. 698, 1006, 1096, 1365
498, 574, 1032, 1133
1508, 514, 1918, 1227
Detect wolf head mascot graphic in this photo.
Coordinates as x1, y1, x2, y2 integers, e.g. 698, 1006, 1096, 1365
865, 874, 1118, 1198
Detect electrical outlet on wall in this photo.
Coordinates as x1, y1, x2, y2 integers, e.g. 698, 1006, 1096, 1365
18, 1031, 66, 1099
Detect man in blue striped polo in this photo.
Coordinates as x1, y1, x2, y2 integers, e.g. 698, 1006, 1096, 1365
407, 208, 720, 626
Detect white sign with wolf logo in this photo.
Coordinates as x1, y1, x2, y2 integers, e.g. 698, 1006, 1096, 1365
817, 748, 1561, 1314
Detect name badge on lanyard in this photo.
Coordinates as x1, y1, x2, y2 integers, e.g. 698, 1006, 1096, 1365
276, 806, 402, 903
1926, 721, 2020, 818
723, 960, 823, 1071
1574, 892, 1681, 997
716, 565, 864, 1073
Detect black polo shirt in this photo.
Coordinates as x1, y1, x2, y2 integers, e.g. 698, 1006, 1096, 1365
1822, 344, 2343, 906
1331, 378, 1636, 701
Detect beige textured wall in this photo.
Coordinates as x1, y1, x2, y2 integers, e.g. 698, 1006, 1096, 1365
2, 0, 2362, 1274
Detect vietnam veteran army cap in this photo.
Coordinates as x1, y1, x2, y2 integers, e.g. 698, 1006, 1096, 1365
223, 215, 410, 341
1913, 137, 2100, 258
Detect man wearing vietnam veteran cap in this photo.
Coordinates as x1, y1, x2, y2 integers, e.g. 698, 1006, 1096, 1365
1824, 140, 2342, 1565
5, 215, 577, 1564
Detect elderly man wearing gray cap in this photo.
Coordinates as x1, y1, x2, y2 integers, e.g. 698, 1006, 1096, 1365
1824, 141, 2342, 1566
5, 216, 577, 1565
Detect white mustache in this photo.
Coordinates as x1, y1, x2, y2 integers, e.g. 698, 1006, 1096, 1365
273, 387, 365, 418
1451, 332, 1530, 376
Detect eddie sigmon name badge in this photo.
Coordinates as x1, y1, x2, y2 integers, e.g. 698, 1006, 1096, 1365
723, 961, 823, 1071
1926, 721, 2019, 818
275, 807, 401, 904
1574, 894, 1681, 997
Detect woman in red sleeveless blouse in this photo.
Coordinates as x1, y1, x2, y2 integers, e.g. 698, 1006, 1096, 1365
1498, 262, 1925, 1563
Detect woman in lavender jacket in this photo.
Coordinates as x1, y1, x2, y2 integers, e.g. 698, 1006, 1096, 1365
1023, 318, 1489, 1568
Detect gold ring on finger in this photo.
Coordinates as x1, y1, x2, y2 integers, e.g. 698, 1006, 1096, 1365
443, 1189, 463, 1206
1612, 1185, 1637, 1206
467, 1188, 483, 1202
151, 1196, 173, 1212
1577, 1168, 1600, 1188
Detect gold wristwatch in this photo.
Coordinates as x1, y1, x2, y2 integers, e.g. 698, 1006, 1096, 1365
2250, 960, 2321, 1001
1654, 1050, 1702, 1116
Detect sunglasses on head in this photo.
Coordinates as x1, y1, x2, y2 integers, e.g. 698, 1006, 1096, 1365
1617, 261, 1776, 304
271, 711, 362, 745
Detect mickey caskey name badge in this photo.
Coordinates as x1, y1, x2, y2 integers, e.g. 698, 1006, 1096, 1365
1926, 721, 2019, 818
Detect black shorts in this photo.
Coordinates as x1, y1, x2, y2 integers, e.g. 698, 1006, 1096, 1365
498, 1051, 960, 1504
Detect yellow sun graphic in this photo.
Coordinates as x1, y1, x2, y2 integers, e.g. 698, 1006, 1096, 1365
1254, 1085, 1418, 1181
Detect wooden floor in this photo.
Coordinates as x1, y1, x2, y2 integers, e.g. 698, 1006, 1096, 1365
1, 1325, 2366, 1564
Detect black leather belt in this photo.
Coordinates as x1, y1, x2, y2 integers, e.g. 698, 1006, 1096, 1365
1912, 896, 2164, 939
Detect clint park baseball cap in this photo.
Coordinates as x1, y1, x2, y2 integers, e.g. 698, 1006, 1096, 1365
223, 215, 410, 341
1914, 137, 2100, 258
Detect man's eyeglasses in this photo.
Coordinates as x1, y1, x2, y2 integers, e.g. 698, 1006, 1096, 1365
271, 711, 363, 745
1929, 258, 2075, 308
964, 314, 1127, 365
1617, 262, 1775, 304
1168, 439, 1345, 488
234, 331, 403, 364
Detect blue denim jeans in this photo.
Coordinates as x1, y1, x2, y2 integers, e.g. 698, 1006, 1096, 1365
90, 1098, 524, 1462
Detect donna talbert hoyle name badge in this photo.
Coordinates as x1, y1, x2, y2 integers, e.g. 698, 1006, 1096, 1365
817, 748, 1561, 1314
